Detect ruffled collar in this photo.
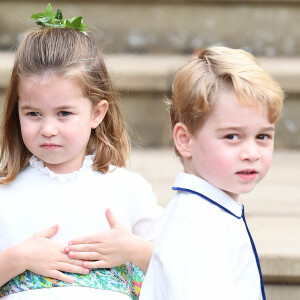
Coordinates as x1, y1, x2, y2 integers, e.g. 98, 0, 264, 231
29, 155, 94, 183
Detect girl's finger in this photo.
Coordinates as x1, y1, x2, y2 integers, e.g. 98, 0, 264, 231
105, 208, 119, 229
68, 251, 102, 261
62, 256, 87, 267
38, 224, 59, 239
83, 260, 109, 269
65, 243, 99, 253
68, 234, 101, 245
48, 270, 75, 284
57, 262, 90, 275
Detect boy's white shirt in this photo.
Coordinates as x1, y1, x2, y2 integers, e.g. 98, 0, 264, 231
140, 172, 263, 300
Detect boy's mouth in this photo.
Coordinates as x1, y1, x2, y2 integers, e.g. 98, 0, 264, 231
237, 169, 257, 174
236, 169, 258, 180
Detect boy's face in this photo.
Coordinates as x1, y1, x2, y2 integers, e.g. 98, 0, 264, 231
179, 90, 275, 201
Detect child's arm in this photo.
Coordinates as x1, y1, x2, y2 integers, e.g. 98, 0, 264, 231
0, 224, 89, 287
65, 209, 153, 274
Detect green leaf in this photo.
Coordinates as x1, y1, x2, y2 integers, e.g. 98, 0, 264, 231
30, 3, 88, 32
36, 16, 49, 22
66, 17, 76, 23
45, 3, 52, 13
45, 3, 54, 17
70, 17, 82, 27
30, 13, 47, 20
55, 8, 63, 21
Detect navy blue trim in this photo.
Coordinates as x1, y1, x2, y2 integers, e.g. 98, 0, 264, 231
173, 186, 266, 300
172, 187, 242, 219
242, 207, 266, 300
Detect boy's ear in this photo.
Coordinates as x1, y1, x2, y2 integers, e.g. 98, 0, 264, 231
173, 122, 192, 158
91, 100, 109, 129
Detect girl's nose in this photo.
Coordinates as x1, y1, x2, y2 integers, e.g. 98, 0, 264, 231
40, 119, 58, 137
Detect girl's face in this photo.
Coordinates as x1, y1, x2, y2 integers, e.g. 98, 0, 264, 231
18, 75, 108, 174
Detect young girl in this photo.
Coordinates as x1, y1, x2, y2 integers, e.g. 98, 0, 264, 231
0, 5, 163, 300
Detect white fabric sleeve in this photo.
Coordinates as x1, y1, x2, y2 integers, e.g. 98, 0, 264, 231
129, 173, 165, 241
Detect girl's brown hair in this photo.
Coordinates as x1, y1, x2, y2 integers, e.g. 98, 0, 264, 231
0, 28, 130, 184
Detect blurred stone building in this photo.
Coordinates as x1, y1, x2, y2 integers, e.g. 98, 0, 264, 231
1, 0, 300, 147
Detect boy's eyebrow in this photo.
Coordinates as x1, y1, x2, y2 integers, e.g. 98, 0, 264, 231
216, 126, 275, 132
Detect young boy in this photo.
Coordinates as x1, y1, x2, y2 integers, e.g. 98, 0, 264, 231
140, 46, 283, 300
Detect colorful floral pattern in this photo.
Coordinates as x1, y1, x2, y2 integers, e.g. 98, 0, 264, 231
0, 264, 143, 299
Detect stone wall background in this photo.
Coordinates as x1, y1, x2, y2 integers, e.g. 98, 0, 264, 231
1, 1, 300, 148
1, 1, 300, 56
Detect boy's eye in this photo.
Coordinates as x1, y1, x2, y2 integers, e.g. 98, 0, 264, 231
58, 111, 71, 117
225, 134, 239, 141
257, 134, 271, 141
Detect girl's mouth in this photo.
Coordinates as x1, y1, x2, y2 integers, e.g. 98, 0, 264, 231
41, 143, 61, 150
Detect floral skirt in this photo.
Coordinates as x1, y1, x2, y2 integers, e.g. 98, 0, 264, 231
0, 263, 143, 299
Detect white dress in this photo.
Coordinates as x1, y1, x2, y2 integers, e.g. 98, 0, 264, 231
140, 172, 265, 300
0, 155, 164, 300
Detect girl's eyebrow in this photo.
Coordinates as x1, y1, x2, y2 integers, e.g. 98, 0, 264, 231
18, 104, 37, 110
19, 104, 76, 111
55, 105, 77, 111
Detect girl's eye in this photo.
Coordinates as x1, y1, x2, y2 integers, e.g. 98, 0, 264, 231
58, 111, 71, 117
28, 112, 42, 117
257, 134, 271, 141
225, 134, 239, 141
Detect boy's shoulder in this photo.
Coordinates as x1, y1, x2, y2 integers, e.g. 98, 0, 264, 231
172, 172, 243, 217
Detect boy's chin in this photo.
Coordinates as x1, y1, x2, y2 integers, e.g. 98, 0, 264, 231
223, 185, 257, 201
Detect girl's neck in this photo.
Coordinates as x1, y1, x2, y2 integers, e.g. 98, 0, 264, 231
41, 152, 87, 175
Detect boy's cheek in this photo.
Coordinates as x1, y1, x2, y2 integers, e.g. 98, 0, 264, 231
261, 152, 274, 174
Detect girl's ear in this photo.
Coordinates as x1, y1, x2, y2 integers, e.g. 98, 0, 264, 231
91, 100, 109, 129
173, 122, 192, 158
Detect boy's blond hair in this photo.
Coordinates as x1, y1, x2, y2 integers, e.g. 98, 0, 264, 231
170, 46, 284, 149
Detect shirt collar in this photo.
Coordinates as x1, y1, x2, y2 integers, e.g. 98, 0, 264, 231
172, 172, 243, 218
29, 154, 95, 184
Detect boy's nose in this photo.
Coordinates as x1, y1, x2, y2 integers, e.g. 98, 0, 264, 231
240, 142, 260, 162
40, 119, 59, 137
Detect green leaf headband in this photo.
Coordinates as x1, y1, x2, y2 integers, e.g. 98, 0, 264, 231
31, 3, 88, 33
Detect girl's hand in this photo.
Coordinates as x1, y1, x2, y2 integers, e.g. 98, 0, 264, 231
19, 224, 90, 283
66, 209, 153, 273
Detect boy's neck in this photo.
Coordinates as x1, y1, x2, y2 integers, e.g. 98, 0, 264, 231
183, 165, 240, 202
